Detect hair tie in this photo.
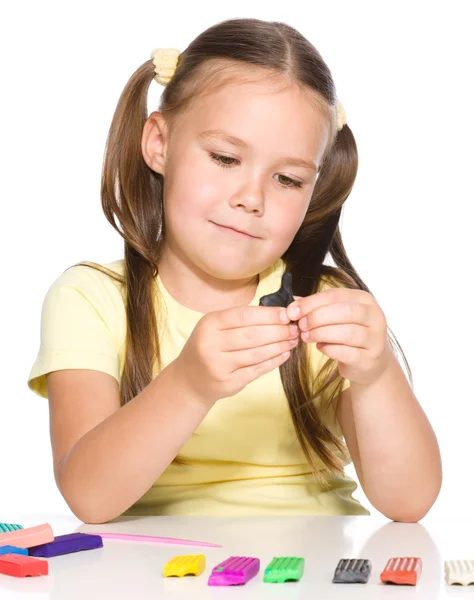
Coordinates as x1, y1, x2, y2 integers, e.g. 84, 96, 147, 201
336, 101, 347, 131
150, 48, 181, 86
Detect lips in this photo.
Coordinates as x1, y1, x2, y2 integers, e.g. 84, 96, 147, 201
224, 225, 251, 236
212, 222, 257, 238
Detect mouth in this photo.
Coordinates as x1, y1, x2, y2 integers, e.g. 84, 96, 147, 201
211, 222, 258, 239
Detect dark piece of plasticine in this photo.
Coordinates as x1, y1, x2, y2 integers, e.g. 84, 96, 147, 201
333, 558, 372, 583
259, 272, 294, 308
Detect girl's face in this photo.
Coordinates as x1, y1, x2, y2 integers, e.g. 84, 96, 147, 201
149, 77, 330, 281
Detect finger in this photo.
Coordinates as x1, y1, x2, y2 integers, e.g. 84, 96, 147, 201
316, 343, 362, 364
235, 348, 292, 387
218, 305, 290, 330
222, 323, 299, 352
301, 323, 369, 348
230, 338, 299, 370
287, 288, 374, 320
300, 302, 371, 331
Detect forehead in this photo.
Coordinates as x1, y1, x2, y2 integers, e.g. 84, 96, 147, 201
179, 75, 331, 164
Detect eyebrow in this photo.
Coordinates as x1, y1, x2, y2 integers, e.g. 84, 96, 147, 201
198, 128, 318, 172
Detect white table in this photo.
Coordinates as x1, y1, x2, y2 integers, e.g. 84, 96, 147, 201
0, 514, 471, 598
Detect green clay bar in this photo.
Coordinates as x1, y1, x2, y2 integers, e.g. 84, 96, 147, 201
263, 556, 305, 583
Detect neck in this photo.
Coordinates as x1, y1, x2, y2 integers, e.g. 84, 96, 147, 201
157, 252, 259, 314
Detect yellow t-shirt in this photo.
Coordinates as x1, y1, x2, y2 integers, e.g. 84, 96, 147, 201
27, 257, 370, 516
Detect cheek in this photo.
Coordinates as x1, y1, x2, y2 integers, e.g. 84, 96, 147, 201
165, 154, 222, 219
267, 198, 309, 242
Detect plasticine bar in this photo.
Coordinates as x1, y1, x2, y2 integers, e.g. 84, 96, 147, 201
208, 556, 260, 586
263, 556, 305, 583
29, 532, 103, 557
259, 273, 294, 307
445, 560, 474, 585
0, 523, 23, 533
0, 523, 54, 549
0, 545, 28, 556
380, 557, 422, 585
333, 558, 372, 583
163, 554, 206, 577
0, 554, 48, 578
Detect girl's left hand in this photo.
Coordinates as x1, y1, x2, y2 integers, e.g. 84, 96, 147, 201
286, 288, 393, 386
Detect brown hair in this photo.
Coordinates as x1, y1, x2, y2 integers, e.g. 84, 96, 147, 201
72, 18, 411, 478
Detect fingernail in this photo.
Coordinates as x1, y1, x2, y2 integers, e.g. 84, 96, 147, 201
288, 304, 300, 319
299, 317, 308, 331
280, 310, 289, 323
290, 324, 299, 336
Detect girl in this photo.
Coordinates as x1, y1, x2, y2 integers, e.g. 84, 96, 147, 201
27, 18, 441, 524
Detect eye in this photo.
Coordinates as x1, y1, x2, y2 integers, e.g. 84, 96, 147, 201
209, 152, 236, 168
208, 152, 303, 189
276, 174, 302, 189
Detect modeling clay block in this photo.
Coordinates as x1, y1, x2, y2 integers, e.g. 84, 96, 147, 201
0, 554, 48, 577
208, 556, 260, 586
333, 558, 371, 583
163, 554, 206, 577
0, 523, 54, 549
263, 556, 304, 582
0, 545, 28, 556
445, 560, 474, 585
29, 532, 103, 558
259, 273, 294, 307
380, 557, 422, 585
0, 523, 23, 533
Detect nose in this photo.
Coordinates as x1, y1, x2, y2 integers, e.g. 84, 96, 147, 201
229, 177, 265, 215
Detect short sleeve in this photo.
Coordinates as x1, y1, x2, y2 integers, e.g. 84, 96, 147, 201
27, 264, 125, 398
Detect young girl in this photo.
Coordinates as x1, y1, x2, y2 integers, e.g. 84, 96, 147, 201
27, 18, 441, 524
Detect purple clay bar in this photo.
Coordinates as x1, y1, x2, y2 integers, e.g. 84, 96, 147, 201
208, 556, 260, 586
29, 532, 103, 558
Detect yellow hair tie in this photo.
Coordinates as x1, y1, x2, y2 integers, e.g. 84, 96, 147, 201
336, 101, 347, 131
150, 48, 181, 86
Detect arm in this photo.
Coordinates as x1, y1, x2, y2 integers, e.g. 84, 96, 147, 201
336, 350, 442, 522
48, 360, 211, 524
285, 287, 442, 523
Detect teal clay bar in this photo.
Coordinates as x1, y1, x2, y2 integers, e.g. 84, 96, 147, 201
0, 524, 23, 533
263, 557, 305, 583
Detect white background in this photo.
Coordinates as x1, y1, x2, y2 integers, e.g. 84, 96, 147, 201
2, 1, 472, 518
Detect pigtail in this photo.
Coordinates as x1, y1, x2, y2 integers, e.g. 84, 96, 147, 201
74, 60, 167, 406
281, 122, 411, 479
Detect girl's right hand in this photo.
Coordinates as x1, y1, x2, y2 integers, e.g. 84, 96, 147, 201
174, 305, 300, 405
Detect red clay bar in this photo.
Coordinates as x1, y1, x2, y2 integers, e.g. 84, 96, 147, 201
380, 557, 422, 585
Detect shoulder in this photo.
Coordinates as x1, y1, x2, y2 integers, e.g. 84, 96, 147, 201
41, 258, 128, 350
42, 259, 127, 341
47, 259, 126, 301
317, 270, 348, 293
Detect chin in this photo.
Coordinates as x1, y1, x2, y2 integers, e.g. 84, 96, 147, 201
195, 255, 261, 280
